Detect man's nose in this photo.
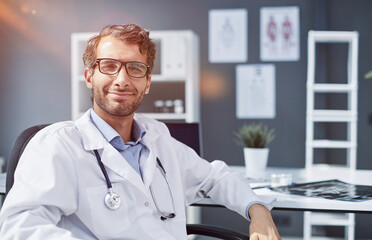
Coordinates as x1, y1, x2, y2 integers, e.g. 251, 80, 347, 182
114, 66, 129, 85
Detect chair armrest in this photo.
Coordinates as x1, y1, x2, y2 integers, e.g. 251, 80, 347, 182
186, 224, 249, 240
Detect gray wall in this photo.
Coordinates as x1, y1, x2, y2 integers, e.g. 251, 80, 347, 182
1, 0, 371, 237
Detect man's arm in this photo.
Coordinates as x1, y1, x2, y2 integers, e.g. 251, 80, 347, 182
167, 133, 281, 239
249, 204, 281, 240
0, 127, 80, 239
0, 207, 82, 240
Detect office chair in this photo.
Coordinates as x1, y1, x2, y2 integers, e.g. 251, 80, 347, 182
6, 123, 249, 240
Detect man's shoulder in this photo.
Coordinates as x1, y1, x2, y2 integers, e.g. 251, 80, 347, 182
21, 121, 82, 154
33, 121, 78, 139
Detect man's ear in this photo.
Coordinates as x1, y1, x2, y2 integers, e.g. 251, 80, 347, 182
85, 68, 93, 89
145, 74, 152, 94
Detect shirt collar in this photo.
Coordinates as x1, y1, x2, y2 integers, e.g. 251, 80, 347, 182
90, 109, 146, 150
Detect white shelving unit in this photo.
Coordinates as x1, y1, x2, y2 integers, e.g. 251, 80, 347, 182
305, 30, 359, 240
71, 30, 200, 123
71, 32, 97, 121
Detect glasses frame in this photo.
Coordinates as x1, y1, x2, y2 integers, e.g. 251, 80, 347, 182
95, 58, 150, 78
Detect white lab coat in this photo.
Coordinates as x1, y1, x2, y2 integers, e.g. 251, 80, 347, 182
0, 109, 268, 240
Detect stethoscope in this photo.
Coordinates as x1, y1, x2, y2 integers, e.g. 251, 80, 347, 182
93, 150, 176, 220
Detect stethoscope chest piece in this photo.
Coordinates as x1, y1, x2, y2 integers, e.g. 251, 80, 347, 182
105, 189, 121, 210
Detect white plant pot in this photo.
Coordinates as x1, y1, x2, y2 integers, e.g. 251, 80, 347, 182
243, 147, 269, 177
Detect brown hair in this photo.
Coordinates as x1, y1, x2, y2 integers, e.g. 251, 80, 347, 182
83, 24, 156, 73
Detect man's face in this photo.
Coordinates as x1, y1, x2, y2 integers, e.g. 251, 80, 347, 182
85, 36, 151, 118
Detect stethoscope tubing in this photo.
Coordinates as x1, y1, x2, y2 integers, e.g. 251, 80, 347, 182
93, 150, 112, 189
150, 161, 177, 219
93, 149, 176, 219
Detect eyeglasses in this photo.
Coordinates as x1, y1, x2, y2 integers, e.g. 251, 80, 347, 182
95, 58, 150, 78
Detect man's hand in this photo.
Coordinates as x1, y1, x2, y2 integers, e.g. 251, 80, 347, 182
248, 203, 281, 240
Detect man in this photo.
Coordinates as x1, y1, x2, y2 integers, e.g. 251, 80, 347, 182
0, 24, 280, 239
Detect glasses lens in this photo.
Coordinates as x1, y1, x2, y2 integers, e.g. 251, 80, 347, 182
126, 62, 148, 78
99, 59, 121, 75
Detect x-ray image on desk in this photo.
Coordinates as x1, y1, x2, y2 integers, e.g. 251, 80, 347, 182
271, 179, 372, 202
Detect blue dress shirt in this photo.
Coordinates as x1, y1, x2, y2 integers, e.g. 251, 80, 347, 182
90, 109, 147, 177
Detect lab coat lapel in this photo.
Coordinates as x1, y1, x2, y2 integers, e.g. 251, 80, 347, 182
75, 110, 107, 151
141, 144, 157, 189
100, 145, 148, 196
75, 109, 148, 196
141, 131, 160, 189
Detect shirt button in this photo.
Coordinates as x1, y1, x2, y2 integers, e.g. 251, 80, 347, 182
144, 202, 149, 207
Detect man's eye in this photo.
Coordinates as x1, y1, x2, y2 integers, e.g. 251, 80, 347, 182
103, 63, 117, 69
129, 63, 147, 72
101, 62, 119, 71
128, 66, 142, 73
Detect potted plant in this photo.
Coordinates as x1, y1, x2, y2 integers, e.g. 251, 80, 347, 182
234, 123, 275, 175
365, 70, 372, 79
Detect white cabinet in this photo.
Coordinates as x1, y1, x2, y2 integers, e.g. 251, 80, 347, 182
71, 30, 200, 123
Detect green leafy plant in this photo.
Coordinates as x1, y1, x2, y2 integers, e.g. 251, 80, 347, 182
365, 70, 372, 79
234, 123, 275, 148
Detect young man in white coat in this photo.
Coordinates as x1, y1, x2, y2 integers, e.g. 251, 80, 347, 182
0, 24, 280, 239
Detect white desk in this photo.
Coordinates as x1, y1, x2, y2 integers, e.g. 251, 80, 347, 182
195, 165, 372, 214
1, 166, 372, 213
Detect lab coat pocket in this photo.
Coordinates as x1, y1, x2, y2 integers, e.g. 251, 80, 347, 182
86, 183, 132, 238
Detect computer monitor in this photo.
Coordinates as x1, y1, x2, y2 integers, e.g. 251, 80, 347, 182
165, 123, 202, 157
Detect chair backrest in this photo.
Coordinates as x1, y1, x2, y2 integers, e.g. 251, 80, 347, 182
6, 124, 50, 196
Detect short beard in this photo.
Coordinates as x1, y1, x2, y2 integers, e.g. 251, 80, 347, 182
92, 86, 146, 117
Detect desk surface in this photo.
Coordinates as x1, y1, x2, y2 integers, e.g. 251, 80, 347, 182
1, 166, 372, 213
195, 165, 372, 213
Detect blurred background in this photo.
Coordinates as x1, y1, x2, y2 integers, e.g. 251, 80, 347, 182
0, 0, 372, 238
